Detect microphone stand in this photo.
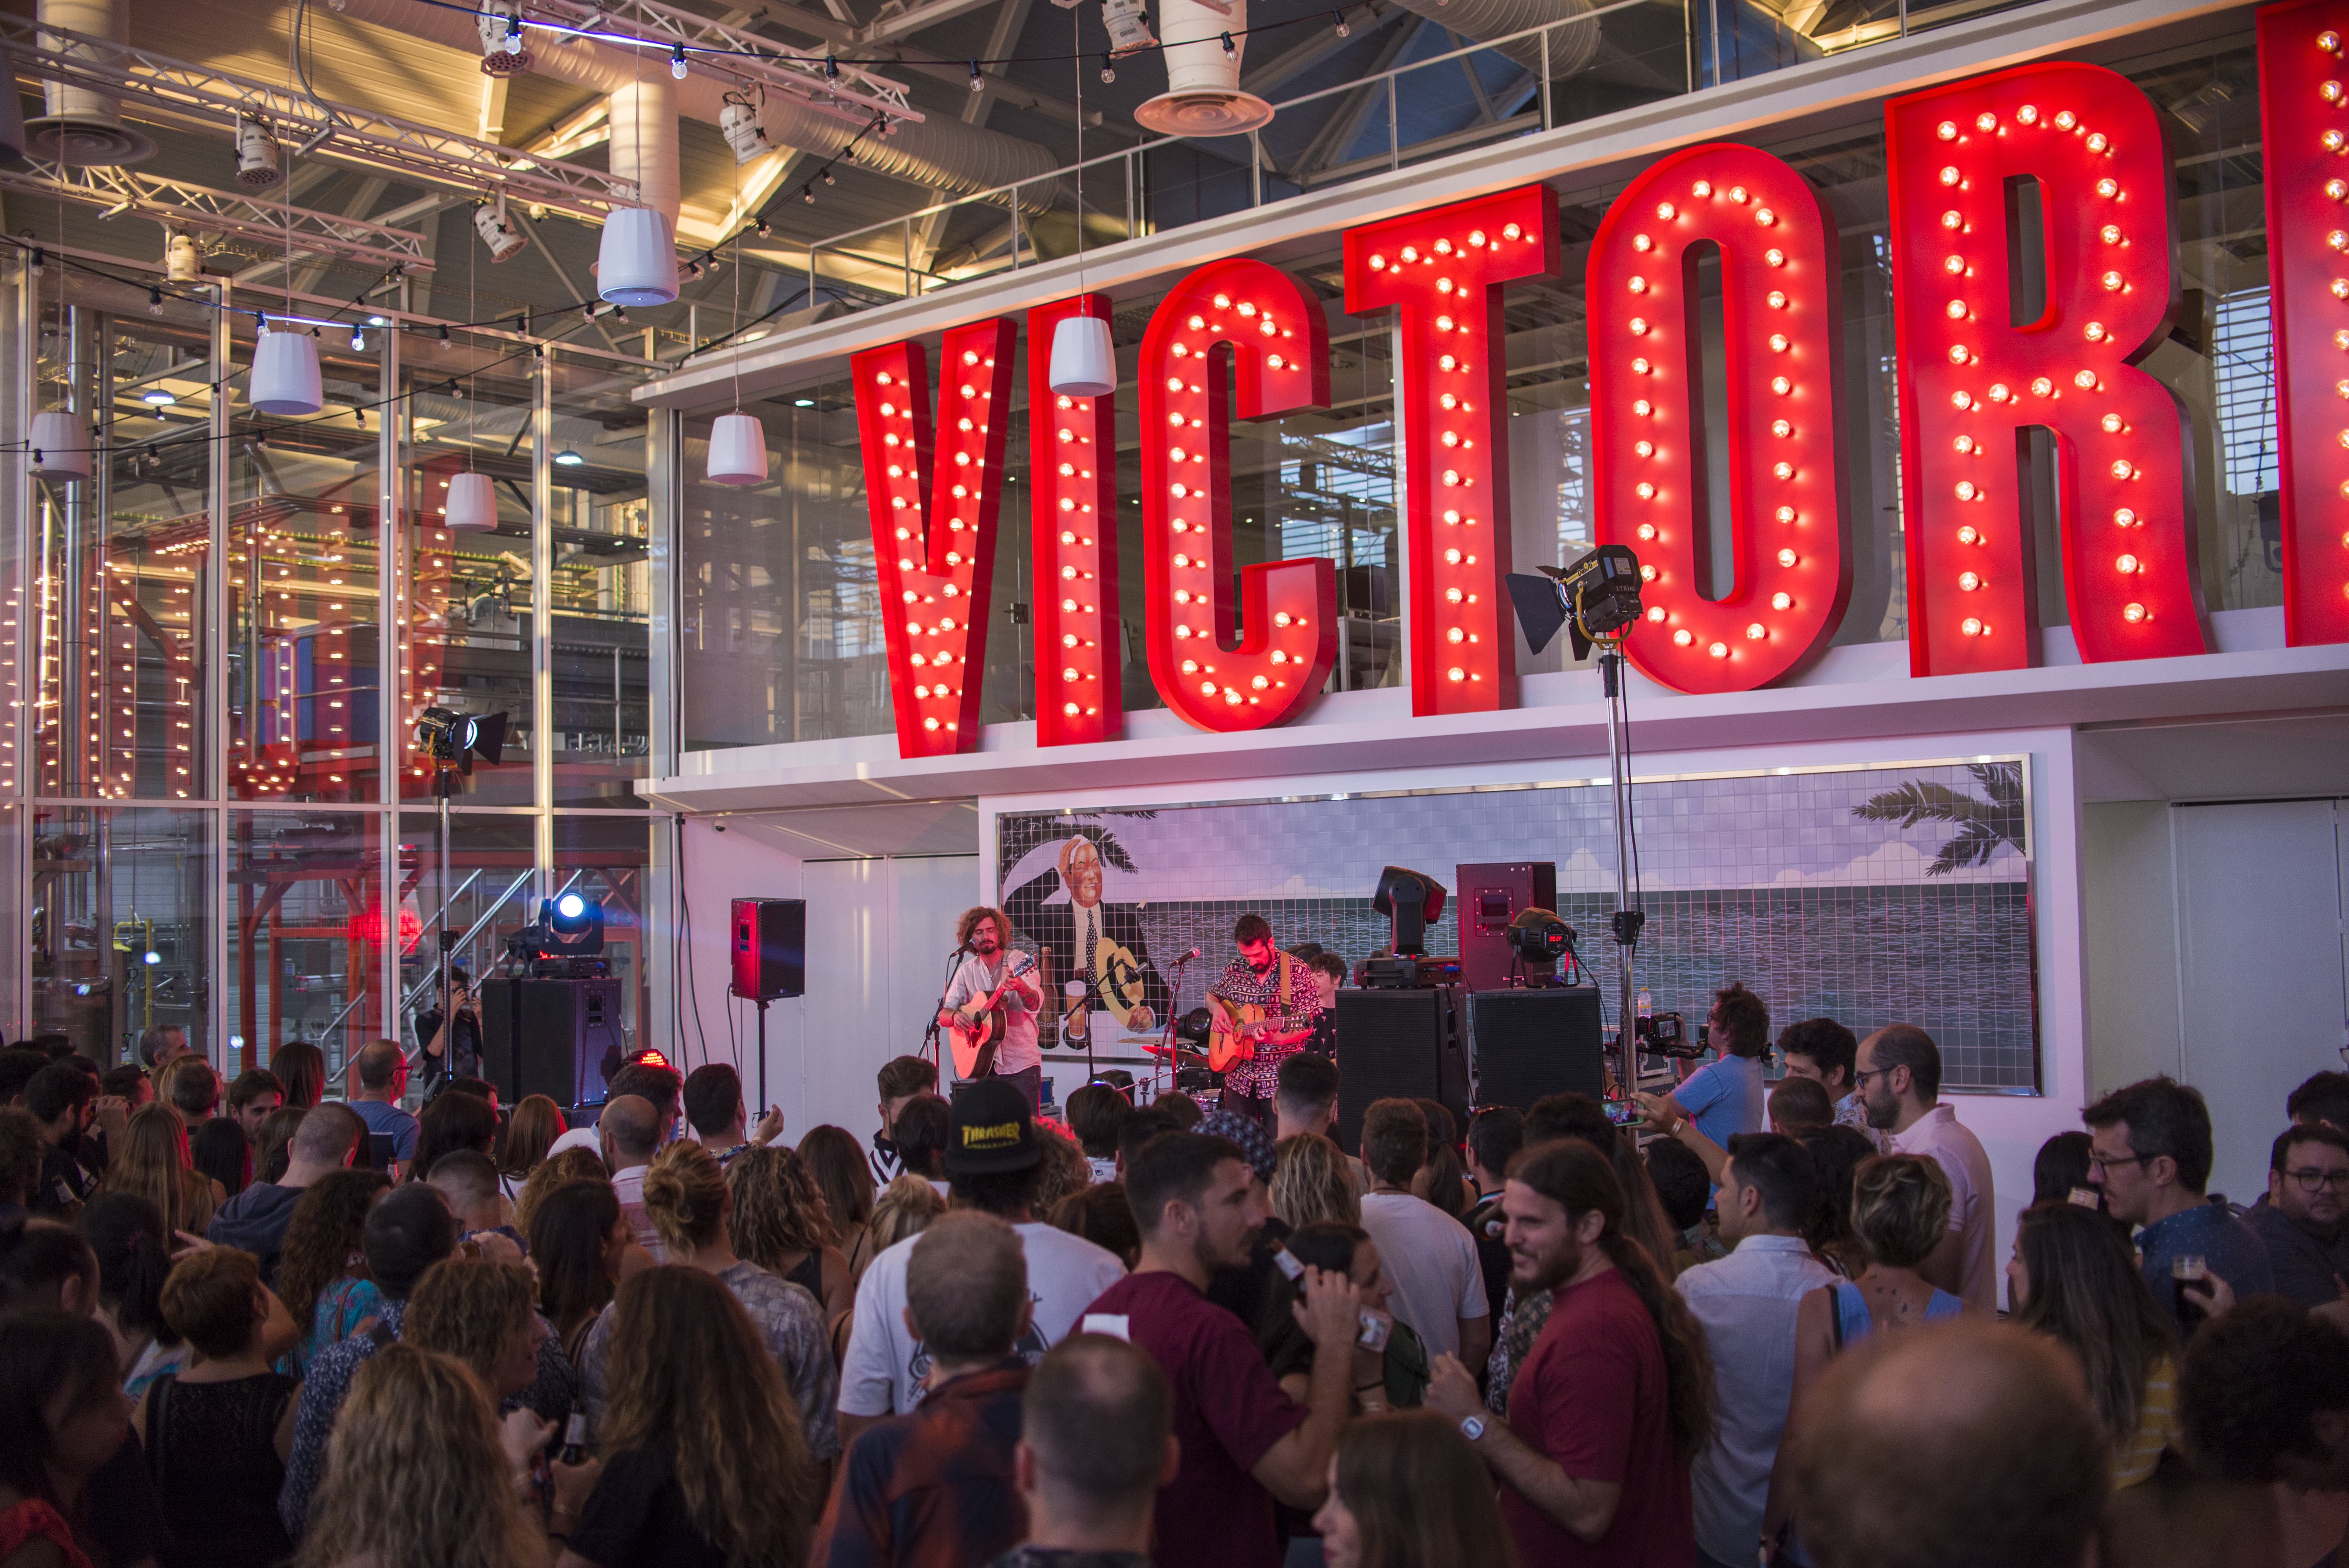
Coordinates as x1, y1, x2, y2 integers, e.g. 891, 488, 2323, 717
922, 943, 969, 1078
1154, 950, 1196, 1102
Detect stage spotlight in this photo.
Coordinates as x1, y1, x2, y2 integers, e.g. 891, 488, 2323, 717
536, 893, 605, 956
414, 707, 510, 774
1372, 866, 1446, 957
1506, 907, 1574, 962
1175, 1007, 1213, 1047
1507, 543, 1644, 660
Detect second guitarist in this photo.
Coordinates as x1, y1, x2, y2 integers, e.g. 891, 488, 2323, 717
1210, 912, 1328, 1134
939, 905, 1046, 1112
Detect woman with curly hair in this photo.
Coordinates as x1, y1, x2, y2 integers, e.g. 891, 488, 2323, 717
529, 1180, 628, 1365
516, 1147, 608, 1239
794, 1126, 875, 1282
1270, 1132, 1361, 1231
499, 1096, 567, 1203
274, 1169, 393, 1378
560, 1267, 817, 1568
725, 1147, 851, 1323
296, 1344, 547, 1568
102, 1104, 215, 1239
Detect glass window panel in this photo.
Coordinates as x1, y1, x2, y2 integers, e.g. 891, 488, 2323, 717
395, 811, 538, 1064
29, 804, 213, 1066
552, 814, 649, 1056
226, 324, 383, 803
548, 350, 650, 807
227, 810, 384, 1081
400, 337, 536, 805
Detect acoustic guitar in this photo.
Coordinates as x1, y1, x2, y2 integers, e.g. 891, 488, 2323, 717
947, 949, 1043, 1079
1206, 996, 1316, 1073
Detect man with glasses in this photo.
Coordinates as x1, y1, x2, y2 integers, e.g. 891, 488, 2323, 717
1854, 1024, 1998, 1313
2244, 1123, 2349, 1307
2084, 1076, 2272, 1335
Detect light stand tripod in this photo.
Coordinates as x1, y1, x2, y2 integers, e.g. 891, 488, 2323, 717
1593, 640, 1645, 1098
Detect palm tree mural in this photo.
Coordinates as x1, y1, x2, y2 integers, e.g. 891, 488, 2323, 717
1851, 762, 2025, 875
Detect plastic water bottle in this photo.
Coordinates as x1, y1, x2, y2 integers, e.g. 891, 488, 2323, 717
1636, 988, 1653, 1023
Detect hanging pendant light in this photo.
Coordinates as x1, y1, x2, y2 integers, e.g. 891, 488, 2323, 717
596, 207, 679, 307
444, 472, 499, 531
705, 412, 769, 486
249, 326, 322, 415
28, 411, 89, 480
1049, 309, 1116, 397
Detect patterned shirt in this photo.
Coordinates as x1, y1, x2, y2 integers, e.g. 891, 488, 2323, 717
810, 1361, 1030, 1568
580, 1259, 841, 1461
1210, 954, 1324, 1100
279, 1299, 578, 1538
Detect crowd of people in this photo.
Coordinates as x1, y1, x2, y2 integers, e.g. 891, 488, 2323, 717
0, 992, 2347, 1568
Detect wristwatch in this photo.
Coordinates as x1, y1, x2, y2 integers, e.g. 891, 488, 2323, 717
1459, 1414, 1487, 1442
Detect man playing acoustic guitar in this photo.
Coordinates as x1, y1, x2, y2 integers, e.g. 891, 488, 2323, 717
939, 905, 1047, 1111
1209, 913, 1326, 1135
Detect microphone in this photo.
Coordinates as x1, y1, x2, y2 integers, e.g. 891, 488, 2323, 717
1173, 947, 1201, 964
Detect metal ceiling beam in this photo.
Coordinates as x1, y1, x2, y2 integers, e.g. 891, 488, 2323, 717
737, 1, 1108, 130
1240, 2, 1398, 96
0, 162, 438, 272
857, 0, 1003, 46
0, 13, 640, 221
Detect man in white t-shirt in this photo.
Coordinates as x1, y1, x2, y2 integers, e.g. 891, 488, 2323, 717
597, 1094, 666, 1261
838, 1076, 1125, 1444
1355, 1098, 1488, 1367
1858, 1024, 1998, 1312
939, 907, 1046, 1113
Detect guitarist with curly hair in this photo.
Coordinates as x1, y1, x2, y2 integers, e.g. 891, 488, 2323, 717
1208, 913, 1326, 1135
939, 906, 1047, 1111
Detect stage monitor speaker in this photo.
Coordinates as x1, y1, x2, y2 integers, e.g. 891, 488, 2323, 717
1469, 987, 1605, 1109
731, 898, 806, 1001
1333, 986, 1469, 1154
481, 977, 627, 1108
1457, 861, 1558, 992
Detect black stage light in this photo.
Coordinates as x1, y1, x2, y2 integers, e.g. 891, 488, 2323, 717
1372, 866, 1447, 956
536, 893, 605, 956
1176, 1007, 1213, 1047
1506, 543, 1644, 661
1506, 907, 1575, 962
414, 707, 510, 774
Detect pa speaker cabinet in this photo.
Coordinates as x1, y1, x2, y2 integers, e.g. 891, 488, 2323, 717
480, 977, 627, 1109
1470, 986, 1605, 1109
1333, 986, 1468, 1154
1456, 861, 1558, 992
731, 898, 806, 1001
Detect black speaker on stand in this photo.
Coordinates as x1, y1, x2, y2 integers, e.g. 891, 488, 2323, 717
730, 898, 806, 1111
480, 977, 627, 1111
1333, 986, 1468, 1154
1469, 987, 1606, 1109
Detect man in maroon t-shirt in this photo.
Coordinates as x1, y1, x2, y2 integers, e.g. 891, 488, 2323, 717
1079, 1129, 1362, 1568
1427, 1137, 1710, 1566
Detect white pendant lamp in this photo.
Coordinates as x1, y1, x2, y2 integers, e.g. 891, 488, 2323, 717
249, 327, 322, 416
28, 411, 88, 480
705, 412, 770, 486
597, 208, 679, 307
1049, 311, 1117, 397
444, 472, 499, 532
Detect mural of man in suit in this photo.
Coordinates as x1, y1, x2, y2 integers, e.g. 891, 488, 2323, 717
1003, 834, 1163, 1050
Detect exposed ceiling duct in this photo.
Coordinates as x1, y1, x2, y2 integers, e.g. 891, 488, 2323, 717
608, 76, 680, 226
1383, 0, 1600, 79
329, 0, 1059, 201
27, 0, 155, 165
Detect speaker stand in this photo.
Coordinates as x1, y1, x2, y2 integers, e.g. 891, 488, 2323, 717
753, 996, 770, 1111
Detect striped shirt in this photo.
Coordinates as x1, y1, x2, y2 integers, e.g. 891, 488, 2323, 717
2113, 1356, 2176, 1489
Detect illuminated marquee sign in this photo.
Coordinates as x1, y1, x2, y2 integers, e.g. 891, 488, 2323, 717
847, 38, 2349, 759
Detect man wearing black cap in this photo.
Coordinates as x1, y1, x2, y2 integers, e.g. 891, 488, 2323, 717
838, 1078, 1127, 1446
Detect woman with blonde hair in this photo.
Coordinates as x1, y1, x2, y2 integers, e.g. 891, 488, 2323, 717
725, 1146, 851, 1323
558, 1267, 817, 1568
498, 1096, 567, 1203
866, 1172, 946, 1256
103, 1104, 216, 1239
297, 1343, 546, 1568
1270, 1132, 1360, 1231
516, 1146, 608, 1239
578, 1142, 839, 1468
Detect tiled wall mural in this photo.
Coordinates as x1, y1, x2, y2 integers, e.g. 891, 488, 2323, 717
996, 758, 2037, 1093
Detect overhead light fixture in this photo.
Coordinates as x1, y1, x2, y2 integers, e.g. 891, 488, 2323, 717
793, 397, 815, 408
474, 201, 526, 263
28, 411, 90, 481
140, 388, 175, 407
553, 448, 585, 466
670, 44, 689, 80
366, 314, 388, 327
720, 94, 770, 164
478, 0, 530, 73
164, 228, 201, 282
349, 328, 367, 351
148, 287, 164, 316
706, 412, 769, 486
1049, 309, 1116, 397
444, 471, 498, 531
249, 326, 323, 416
597, 207, 679, 307
234, 113, 280, 188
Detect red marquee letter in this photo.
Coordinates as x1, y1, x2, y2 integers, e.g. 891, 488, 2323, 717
1344, 186, 1560, 712
1140, 259, 1337, 732
1887, 64, 2205, 674
1588, 145, 1852, 693
1028, 296, 1122, 746
852, 319, 1017, 759
2260, 0, 2349, 648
